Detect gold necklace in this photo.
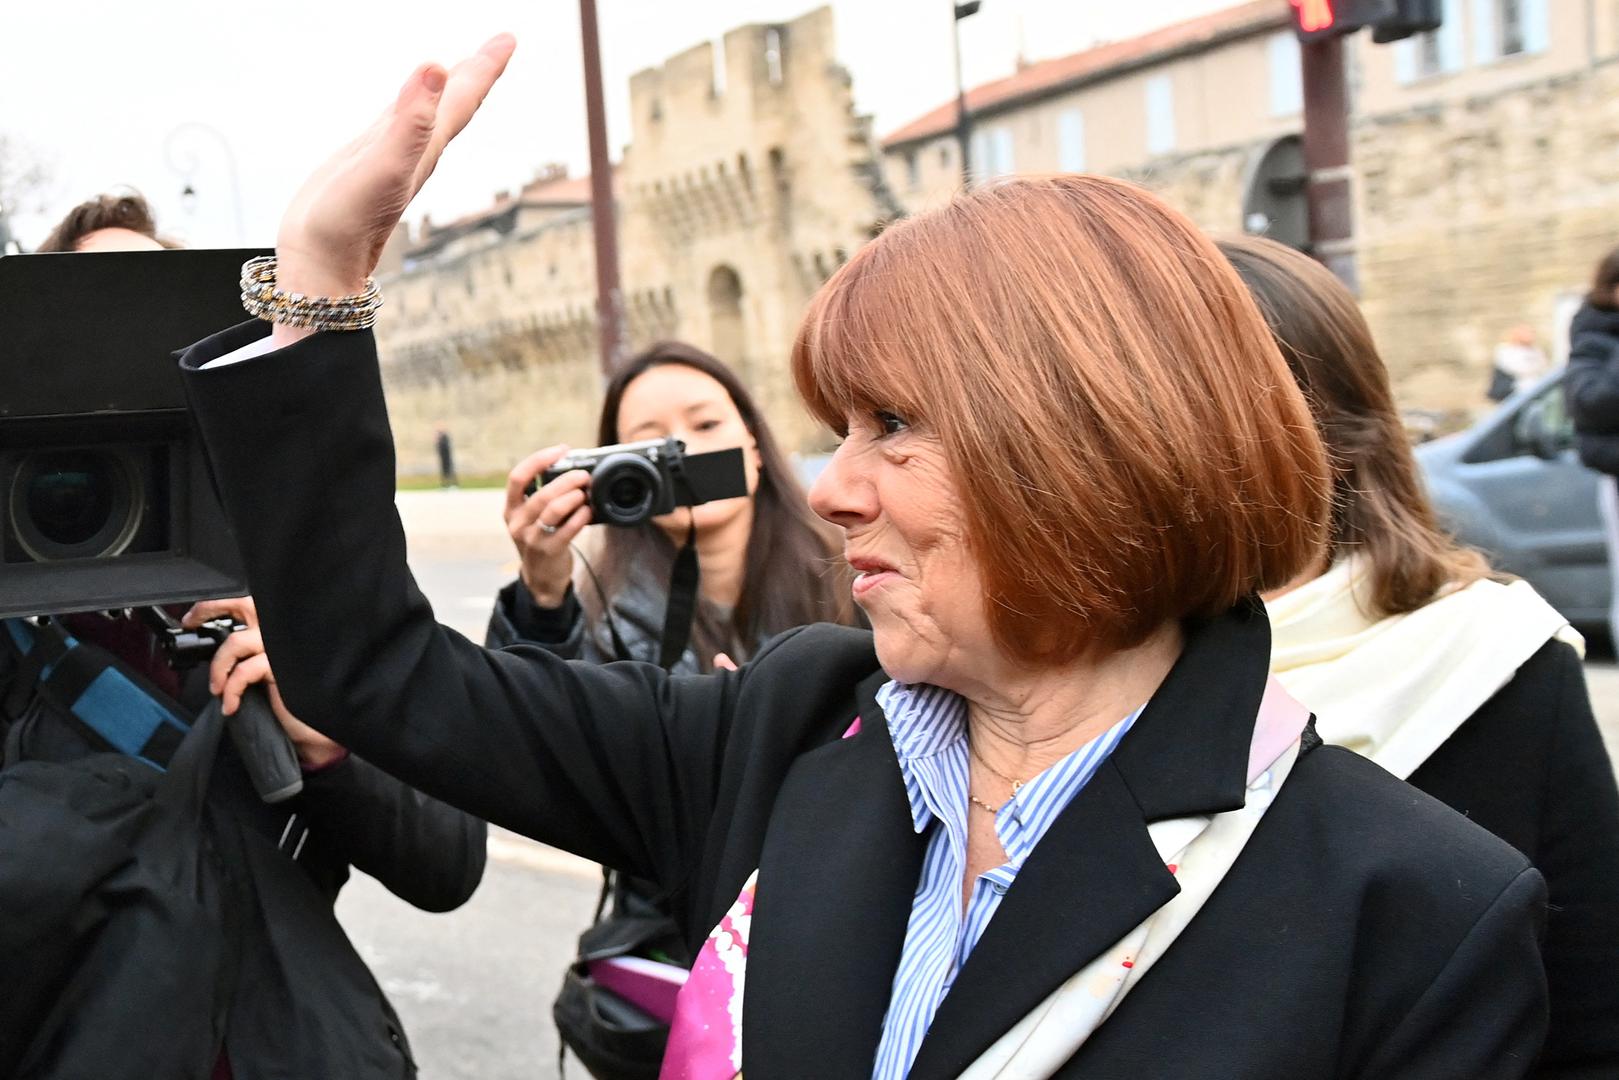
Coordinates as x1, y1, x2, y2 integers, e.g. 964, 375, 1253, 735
970, 742, 1027, 792
968, 791, 1012, 815
968, 740, 1027, 815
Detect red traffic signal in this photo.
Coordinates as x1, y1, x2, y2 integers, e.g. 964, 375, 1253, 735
1291, 0, 1340, 37
1292, 0, 1439, 43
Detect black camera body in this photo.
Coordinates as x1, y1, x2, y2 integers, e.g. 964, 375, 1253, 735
0, 249, 264, 619
534, 437, 748, 527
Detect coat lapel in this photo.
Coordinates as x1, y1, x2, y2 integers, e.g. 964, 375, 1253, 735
904, 762, 1175, 1079
742, 670, 925, 1080
906, 599, 1273, 1079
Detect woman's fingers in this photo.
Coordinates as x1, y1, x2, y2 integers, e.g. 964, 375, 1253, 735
382, 62, 448, 185
182, 596, 255, 629
558, 503, 592, 542
221, 654, 273, 717
207, 627, 264, 700
526, 486, 588, 535
414, 34, 517, 192
505, 444, 571, 516
273, 35, 516, 317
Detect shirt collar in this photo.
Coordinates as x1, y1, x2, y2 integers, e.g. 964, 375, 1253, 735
876, 680, 1143, 856
877, 680, 968, 834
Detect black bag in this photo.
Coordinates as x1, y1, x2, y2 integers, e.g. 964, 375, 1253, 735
552, 871, 693, 1079
0, 689, 241, 1079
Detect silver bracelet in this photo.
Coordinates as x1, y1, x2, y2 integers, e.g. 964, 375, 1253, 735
240, 255, 383, 331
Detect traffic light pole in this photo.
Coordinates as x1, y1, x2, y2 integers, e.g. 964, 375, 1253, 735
1299, 35, 1357, 291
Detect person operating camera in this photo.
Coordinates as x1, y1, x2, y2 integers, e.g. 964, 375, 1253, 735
0, 194, 487, 1080
487, 341, 858, 671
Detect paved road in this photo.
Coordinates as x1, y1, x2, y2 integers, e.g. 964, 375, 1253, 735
338, 489, 1619, 1078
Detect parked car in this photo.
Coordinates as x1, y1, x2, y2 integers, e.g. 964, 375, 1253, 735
1416, 367, 1612, 632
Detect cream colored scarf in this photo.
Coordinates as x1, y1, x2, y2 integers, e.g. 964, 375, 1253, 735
957, 678, 1309, 1079
1267, 557, 1582, 781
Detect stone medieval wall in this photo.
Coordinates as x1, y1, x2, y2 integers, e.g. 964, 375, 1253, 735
376, 5, 899, 478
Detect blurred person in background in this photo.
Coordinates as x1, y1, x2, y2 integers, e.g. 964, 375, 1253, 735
1225, 234, 1619, 1080
1564, 246, 1619, 651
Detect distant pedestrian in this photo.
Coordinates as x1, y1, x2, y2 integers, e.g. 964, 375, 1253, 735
1488, 323, 1550, 402
434, 422, 458, 488
1564, 246, 1619, 646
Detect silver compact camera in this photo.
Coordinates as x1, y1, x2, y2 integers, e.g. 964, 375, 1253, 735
531, 437, 747, 527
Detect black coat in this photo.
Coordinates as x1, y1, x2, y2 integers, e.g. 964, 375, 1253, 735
181, 324, 1549, 1079
1408, 640, 1619, 1080
0, 618, 487, 1079
1562, 302, 1619, 475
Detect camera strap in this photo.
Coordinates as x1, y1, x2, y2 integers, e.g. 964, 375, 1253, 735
2, 618, 190, 770
657, 520, 701, 671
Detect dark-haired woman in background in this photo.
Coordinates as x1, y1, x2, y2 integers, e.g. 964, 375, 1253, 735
484, 341, 857, 1072
486, 341, 856, 670
1223, 235, 1619, 1079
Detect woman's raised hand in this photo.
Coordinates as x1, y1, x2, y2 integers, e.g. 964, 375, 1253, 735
273, 33, 517, 342
505, 445, 594, 610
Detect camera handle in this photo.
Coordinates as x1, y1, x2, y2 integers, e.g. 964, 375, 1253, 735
140, 606, 303, 803
227, 684, 304, 803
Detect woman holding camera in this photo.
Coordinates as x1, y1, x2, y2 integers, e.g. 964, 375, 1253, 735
188, 40, 1549, 1077
1221, 235, 1619, 1079
486, 341, 855, 672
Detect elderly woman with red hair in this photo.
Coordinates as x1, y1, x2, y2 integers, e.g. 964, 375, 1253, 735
182, 39, 1547, 1079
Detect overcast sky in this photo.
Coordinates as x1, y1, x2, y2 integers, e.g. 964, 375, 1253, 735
3, 0, 1232, 248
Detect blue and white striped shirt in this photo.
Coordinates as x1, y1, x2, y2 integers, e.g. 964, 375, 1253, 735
869, 681, 1142, 1079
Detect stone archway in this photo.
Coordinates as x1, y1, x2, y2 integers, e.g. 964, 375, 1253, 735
707, 264, 745, 368
1241, 135, 1308, 252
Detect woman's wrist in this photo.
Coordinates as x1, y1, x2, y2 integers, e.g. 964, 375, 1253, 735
266, 248, 370, 348
524, 575, 570, 610
296, 741, 349, 772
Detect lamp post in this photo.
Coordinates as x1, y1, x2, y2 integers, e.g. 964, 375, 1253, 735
952, 1, 981, 189
580, 0, 626, 376
163, 122, 247, 245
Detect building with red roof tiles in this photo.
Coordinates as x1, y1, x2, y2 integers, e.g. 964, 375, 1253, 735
877, 0, 1619, 418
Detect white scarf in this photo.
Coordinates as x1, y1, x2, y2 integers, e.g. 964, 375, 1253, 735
958, 677, 1309, 1079
1267, 558, 1581, 781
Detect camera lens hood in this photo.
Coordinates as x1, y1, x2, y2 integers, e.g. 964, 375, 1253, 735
8, 448, 146, 563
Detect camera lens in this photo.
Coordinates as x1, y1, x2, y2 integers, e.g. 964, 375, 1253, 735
607, 475, 648, 510
589, 454, 661, 527
8, 449, 144, 562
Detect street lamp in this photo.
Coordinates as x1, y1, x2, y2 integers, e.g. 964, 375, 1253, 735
163, 122, 246, 244
953, 1, 981, 189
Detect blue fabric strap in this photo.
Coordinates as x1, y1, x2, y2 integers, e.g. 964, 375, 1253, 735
3, 617, 191, 771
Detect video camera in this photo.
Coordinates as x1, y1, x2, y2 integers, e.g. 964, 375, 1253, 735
0, 249, 262, 620
0, 248, 304, 803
